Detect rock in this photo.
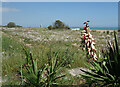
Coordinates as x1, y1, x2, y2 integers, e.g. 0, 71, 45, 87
68, 67, 90, 77
25, 44, 32, 47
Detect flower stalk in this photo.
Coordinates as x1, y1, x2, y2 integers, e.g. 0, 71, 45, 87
80, 21, 97, 61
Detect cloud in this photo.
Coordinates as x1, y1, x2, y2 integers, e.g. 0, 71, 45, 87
0, 7, 20, 12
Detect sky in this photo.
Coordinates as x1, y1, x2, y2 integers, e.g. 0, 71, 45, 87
2, 2, 118, 27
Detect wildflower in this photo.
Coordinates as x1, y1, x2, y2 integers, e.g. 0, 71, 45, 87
87, 43, 90, 47
80, 21, 97, 61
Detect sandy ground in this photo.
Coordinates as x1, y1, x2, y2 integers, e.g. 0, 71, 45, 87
71, 28, 119, 32
91, 29, 118, 32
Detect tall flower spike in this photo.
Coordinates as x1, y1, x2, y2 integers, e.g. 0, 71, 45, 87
80, 21, 97, 61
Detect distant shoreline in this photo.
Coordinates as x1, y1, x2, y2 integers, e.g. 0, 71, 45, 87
71, 29, 118, 32
71, 27, 118, 30
91, 30, 118, 32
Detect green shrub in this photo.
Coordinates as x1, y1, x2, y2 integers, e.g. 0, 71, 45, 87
107, 31, 109, 34
92, 30, 96, 32
7, 22, 16, 28
53, 20, 65, 29
16, 25, 22, 28
48, 20, 70, 30
64, 25, 71, 29
48, 25, 53, 30
110, 32, 113, 35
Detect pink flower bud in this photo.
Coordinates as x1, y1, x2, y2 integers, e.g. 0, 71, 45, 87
94, 49, 97, 52
87, 34, 90, 37
87, 43, 89, 47
82, 47, 85, 51
80, 45, 83, 47
87, 48, 91, 52
85, 40, 88, 43
87, 39, 90, 43
92, 38, 95, 41
91, 44, 95, 50
91, 52, 94, 56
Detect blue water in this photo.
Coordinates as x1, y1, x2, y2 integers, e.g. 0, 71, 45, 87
71, 27, 118, 30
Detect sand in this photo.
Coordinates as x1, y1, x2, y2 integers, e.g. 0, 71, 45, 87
91, 29, 118, 32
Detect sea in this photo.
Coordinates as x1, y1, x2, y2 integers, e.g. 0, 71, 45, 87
71, 27, 118, 30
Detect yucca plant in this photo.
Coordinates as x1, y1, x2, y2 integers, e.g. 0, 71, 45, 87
52, 49, 74, 68
20, 48, 65, 87
80, 31, 120, 87
45, 49, 66, 86
21, 49, 48, 87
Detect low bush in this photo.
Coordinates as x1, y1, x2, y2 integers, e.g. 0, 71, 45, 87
107, 31, 109, 34
48, 25, 53, 30
7, 22, 16, 28
64, 25, 71, 29
48, 20, 71, 30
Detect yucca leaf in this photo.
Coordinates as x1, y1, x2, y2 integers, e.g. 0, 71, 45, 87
29, 53, 36, 74
107, 55, 112, 69
52, 55, 57, 72
54, 60, 65, 71
23, 47, 30, 64
25, 65, 32, 73
103, 61, 109, 73
84, 63, 94, 71
52, 74, 65, 82
33, 59, 38, 75
20, 65, 24, 84
93, 61, 104, 74
81, 74, 104, 81
90, 61, 99, 72
106, 73, 115, 81
80, 69, 107, 80
38, 64, 48, 81
25, 73, 37, 85
114, 31, 119, 54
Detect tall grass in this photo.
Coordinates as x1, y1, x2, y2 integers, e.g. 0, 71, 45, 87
2, 34, 25, 85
